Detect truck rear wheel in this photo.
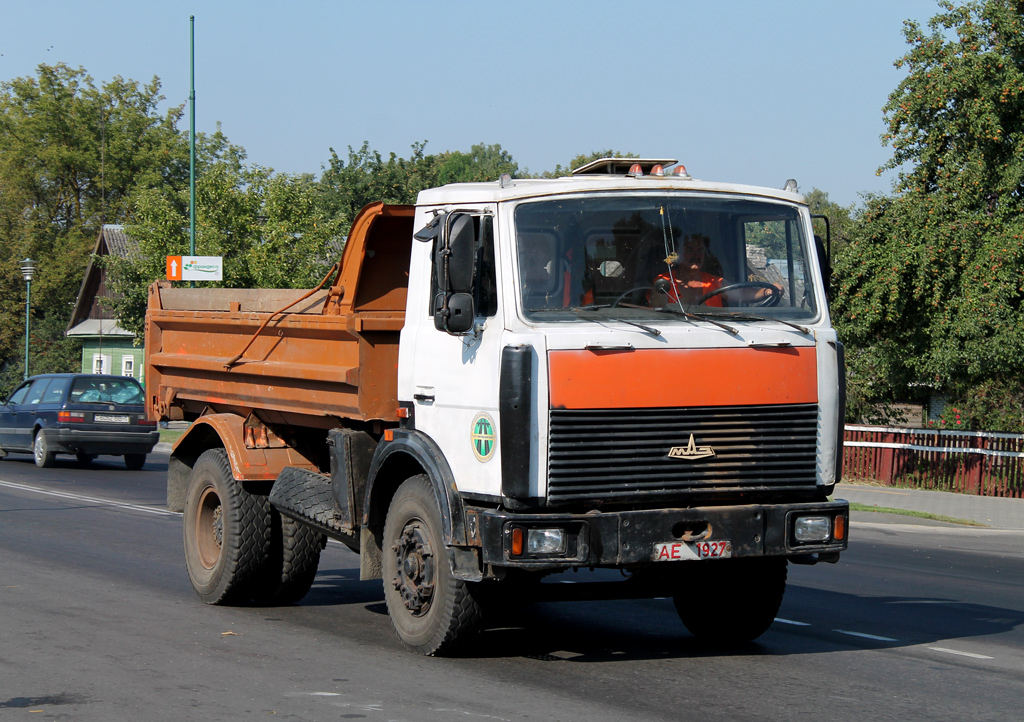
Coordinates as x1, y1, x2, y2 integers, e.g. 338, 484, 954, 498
673, 557, 788, 644
183, 448, 271, 604
251, 512, 325, 606
382, 475, 483, 655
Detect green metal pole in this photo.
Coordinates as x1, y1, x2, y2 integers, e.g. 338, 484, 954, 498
23, 278, 30, 380
189, 15, 196, 258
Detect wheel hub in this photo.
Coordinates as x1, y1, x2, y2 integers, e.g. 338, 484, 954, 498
194, 487, 224, 570
391, 522, 435, 616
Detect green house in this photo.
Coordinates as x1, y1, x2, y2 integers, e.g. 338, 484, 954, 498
66, 225, 143, 382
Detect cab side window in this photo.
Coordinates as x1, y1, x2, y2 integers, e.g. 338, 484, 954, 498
475, 216, 498, 317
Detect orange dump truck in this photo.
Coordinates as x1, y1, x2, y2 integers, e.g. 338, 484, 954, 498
147, 159, 849, 655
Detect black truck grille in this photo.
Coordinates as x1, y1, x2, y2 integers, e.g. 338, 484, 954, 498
547, 403, 819, 504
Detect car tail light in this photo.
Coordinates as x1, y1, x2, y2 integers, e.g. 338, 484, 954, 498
138, 418, 158, 426
58, 411, 85, 422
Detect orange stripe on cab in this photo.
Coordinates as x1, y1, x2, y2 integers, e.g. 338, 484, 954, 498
548, 347, 817, 409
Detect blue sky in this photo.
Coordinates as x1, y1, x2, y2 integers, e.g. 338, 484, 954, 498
1, 0, 944, 208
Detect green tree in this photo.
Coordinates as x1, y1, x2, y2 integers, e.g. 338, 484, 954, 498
832, 0, 1024, 429
436, 142, 518, 184
110, 161, 347, 338
0, 63, 184, 396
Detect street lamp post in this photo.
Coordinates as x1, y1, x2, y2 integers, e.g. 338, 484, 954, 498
20, 258, 36, 380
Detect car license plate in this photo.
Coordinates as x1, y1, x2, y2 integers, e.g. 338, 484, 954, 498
94, 414, 130, 423
653, 540, 732, 561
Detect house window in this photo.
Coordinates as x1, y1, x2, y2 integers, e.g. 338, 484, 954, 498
122, 355, 135, 377
93, 353, 112, 375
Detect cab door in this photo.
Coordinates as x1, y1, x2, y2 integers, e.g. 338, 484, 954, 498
404, 209, 507, 498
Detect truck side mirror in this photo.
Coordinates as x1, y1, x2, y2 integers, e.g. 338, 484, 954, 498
447, 215, 476, 293
433, 292, 476, 334
431, 213, 479, 336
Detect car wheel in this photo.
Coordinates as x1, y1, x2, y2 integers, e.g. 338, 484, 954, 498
182, 449, 272, 604
33, 432, 56, 468
124, 453, 147, 470
76, 452, 96, 466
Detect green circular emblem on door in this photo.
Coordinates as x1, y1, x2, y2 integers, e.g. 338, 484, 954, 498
471, 413, 496, 462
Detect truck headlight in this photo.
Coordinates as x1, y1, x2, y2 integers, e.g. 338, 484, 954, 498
527, 528, 566, 555
794, 515, 831, 543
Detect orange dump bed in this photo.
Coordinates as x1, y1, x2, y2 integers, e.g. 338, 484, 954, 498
144, 203, 415, 428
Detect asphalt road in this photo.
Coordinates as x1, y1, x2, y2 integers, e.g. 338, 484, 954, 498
1, 451, 1022, 721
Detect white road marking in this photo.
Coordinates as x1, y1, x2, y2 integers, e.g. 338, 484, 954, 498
774, 618, 811, 626
928, 647, 993, 660
0, 478, 177, 517
834, 629, 899, 642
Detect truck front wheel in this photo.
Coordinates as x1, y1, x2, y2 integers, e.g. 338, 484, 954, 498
673, 557, 788, 644
382, 475, 483, 655
182, 449, 271, 604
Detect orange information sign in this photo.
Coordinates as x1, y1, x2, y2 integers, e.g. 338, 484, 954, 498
166, 256, 183, 281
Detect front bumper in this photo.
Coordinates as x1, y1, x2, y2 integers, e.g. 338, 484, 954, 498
43, 428, 160, 456
472, 500, 849, 569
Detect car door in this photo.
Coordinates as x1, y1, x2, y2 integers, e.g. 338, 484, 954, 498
14, 379, 52, 451
0, 381, 32, 448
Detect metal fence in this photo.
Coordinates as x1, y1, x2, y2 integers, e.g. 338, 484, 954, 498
843, 425, 1024, 498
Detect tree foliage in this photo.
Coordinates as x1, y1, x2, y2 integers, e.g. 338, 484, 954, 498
833, 0, 1024, 429
0, 63, 183, 396
111, 161, 347, 338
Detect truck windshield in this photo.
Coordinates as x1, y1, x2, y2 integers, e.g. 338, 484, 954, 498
514, 194, 819, 324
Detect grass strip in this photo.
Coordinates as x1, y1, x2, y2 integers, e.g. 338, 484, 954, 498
158, 428, 187, 445
848, 502, 987, 527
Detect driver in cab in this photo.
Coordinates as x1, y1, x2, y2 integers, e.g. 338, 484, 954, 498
648, 233, 782, 308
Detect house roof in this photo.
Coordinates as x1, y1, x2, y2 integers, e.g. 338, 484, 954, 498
66, 225, 139, 335
66, 318, 134, 337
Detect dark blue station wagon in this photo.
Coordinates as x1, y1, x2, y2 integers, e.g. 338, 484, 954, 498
0, 374, 159, 469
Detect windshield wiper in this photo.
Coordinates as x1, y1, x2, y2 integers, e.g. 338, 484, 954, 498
690, 310, 810, 335
647, 305, 737, 334
528, 304, 662, 337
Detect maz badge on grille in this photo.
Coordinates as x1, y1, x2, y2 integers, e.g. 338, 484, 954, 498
668, 434, 716, 460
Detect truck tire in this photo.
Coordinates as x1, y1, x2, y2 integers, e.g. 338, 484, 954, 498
673, 557, 788, 644
183, 448, 271, 604
251, 512, 325, 606
382, 474, 483, 655
33, 432, 55, 468
124, 453, 147, 470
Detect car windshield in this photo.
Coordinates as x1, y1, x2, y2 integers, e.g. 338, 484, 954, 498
70, 377, 144, 405
514, 193, 819, 323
